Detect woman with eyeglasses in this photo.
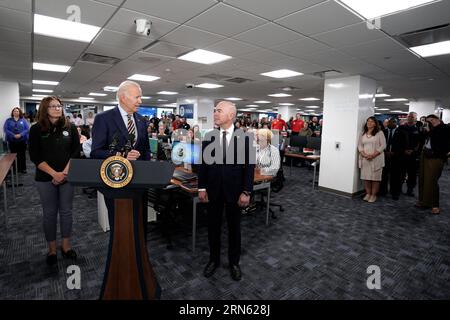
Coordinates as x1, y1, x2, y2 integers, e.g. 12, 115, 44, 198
28, 96, 80, 266
3, 107, 30, 173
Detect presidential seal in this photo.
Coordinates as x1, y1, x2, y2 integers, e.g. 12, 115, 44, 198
100, 156, 133, 188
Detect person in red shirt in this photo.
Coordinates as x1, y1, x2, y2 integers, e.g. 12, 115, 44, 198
291, 113, 304, 136
271, 114, 287, 131
172, 115, 181, 131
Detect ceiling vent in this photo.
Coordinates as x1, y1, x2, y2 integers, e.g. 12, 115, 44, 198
396, 23, 450, 47
225, 77, 254, 83
200, 73, 232, 81
81, 53, 121, 65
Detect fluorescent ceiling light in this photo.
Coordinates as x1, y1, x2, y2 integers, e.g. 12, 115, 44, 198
32, 94, 46, 97
246, 105, 259, 107
196, 83, 224, 89
33, 80, 59, 86
339, 0, 437, 19
79, 97, 94, 100
254, 100, 271, 104
33, 62, 71, 73
225, 97, 242, 101
157, 99, 168, 102
34, 14, 101, 43
268, 93, 292, 98
385, 98, 408, 102
359, 94, 375, 99
141, 96, 151, 100
279, 103, 294, 106
127, 74, 160, 82
33, 89, 53, 93
299, 97, 320, 101
178, 49, 231, 65
89, 92, 107, 96
103, 86, 119, 92
377, 108, 390, 111
158, 91, 178, 95
261, 69, 303, 79
375, 93, 390, 98
327, 83, 345, 88
304, 106, 320, 109
410, 40, 450, 57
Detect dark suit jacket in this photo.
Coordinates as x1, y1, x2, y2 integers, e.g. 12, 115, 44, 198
383, 127, 409, 155
90, 107, 150, 160
198, 128, 255, 203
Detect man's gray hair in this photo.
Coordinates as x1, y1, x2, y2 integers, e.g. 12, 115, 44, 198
116, 80, 141, 101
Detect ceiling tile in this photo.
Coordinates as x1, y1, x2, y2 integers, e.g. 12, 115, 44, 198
35, 0, 117, 27
0, 7, 31, 32
271, 37, 330, 58
127, 51, 171, 68
275, 0, 361, 36
93, 29, 153, 51
312, 22, 385, 48
233, 23, 304, 48
159, 25, 225, 48
104, 8, 178, 40
33, 70, 67, 81
0, 27, 31, 45
123, 0, 218, 24
60, 61, 111, 84
0, 0, 31, 12
340, 37, 410, 63
92, 0, 123, 6
144, 41, 193, 57
223, 0, 326, 20
34, 35, 88, 65
205, 39, 260, 57
240, 49, 290, 65
186, 3, 266, 37
87, 43, 136, 59
267, 57, 327, 74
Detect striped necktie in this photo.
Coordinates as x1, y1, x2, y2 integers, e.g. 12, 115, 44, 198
127, 114, 136, 136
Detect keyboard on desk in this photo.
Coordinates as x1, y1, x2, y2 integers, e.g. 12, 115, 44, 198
172, 170, 197, 182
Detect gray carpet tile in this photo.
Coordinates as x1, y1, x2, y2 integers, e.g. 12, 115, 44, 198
0, 161, 449, 300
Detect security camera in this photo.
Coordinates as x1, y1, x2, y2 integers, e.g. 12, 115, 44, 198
185, 83, 195, 89
135, 19, 151, 36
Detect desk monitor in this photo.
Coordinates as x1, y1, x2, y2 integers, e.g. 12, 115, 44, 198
307, 137, 321, 151
149, 138, 158, 155
289, 135, 307, 149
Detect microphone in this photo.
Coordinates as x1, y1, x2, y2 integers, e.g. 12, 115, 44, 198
109, 131, 120, 155
123, 133, 135, 158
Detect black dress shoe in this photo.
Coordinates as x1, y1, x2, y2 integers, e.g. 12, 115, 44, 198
61, 248, 77, 260
229, 265, 242, 281
46, 253, 57, 266
203, 261, 219, 278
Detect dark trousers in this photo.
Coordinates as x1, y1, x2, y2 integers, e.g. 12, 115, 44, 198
207, 194, 241, 266
8, 140, 27, 172
418, 154, 445, 207
381, 154, 403, 196
402, 153, 418, 191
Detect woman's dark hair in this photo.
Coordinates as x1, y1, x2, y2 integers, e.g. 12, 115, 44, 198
11, 107, 24, 118
37, 96, 70, 132
362, 116, 380, 135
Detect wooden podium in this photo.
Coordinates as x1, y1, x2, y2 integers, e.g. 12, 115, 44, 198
67, 159, 174, 300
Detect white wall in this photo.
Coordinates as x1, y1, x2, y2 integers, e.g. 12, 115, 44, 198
0, 81, 20, 139
442, 109, 450, 124
409, 100, 437, 119
177, 96, 215, 129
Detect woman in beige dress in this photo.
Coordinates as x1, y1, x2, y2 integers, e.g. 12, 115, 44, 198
358, 116, 386, 203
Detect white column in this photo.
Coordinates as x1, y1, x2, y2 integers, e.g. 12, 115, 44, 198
277, 106, 297, 122
442, 109, 450, 124
176, 96, 215, 129
409, 100, 438, 119
318, 75, 376, 196
0, 81, 20, 139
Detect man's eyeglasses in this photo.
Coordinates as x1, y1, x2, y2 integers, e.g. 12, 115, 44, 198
49, 105, 62, 109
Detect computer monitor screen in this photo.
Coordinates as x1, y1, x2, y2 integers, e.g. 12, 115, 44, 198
149, 138, 158, 154
171, 141, 201, 164
307, 137, 321, 150
290, 135, 307, 149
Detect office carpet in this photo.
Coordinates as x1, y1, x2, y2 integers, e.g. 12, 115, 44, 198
0, 161, 449, 300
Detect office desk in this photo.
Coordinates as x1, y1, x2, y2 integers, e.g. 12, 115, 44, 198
171, 167, 273, 253
284, 152, 320, 190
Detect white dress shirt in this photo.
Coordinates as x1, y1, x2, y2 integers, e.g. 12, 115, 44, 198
219, 123, 234, 147
118, 104, 138, 141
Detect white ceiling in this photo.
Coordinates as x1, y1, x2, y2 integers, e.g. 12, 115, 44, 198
0, 0, 449, 114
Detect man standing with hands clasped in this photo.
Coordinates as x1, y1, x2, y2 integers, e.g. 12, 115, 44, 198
198, 101, 255, 281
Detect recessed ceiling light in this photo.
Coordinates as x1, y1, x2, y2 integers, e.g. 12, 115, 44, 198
268, 93, 292, 98
385, 98, 408, 102
178, 49, 232, 65
375, 93, 390, 98
299, 97, 320, 101
89, 92, 107, 96
33, 89, 53, 93
225, 97, 242, 101
127, 74, 160, 82
338, 0, 437, 19
410, 40, 450, 57
33, 62, 71, 73
196, 83, 224, 89
79, 97, 94, 100
157, 99, 168, 102
141, 96, 151, 100
157, 91, 178, 95
261, 69, 303, 78
103, 86, 119, 92
377, 108, 390, 111
246, 105, 259, 107
254, 100, 271, 104
304, 106, 320, 109
32, 80, 59, 86
279, 103, 294, 106
32, 94, 47, 97
34, 14, 101, 43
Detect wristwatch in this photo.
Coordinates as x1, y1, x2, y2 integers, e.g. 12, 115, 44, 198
242, 191, 251, 197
